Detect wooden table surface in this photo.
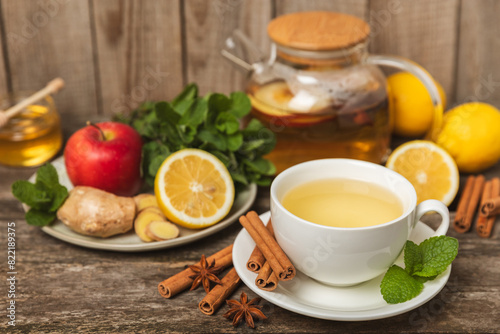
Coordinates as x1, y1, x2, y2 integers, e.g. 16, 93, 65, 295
1, 151, 500, 333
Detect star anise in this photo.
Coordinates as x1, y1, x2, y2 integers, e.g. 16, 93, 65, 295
223, 292, 267, 329
188, 254, 223, 293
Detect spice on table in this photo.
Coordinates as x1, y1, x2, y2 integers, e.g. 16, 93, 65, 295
188, 254, 223, 293
454, 175, 485, 233
477, 178, 500, 238
256, 261, 279, 291
223, 292, 267, 329
158, 244, 233, 298
246, 219, 273, 273
199, 268, 241, 315
239, 211, 296, 281
480, 196, 500, 217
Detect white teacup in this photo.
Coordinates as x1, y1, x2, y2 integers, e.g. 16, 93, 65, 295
270, 159, 449, 286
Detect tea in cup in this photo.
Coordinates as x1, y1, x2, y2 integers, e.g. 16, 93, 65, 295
270, 159, 449, 286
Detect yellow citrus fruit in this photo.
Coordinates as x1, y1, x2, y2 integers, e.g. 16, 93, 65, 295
154, 149, 234, 229
436, 102, 500, 173
386, 140, 459, 205
388, 72, 447, 137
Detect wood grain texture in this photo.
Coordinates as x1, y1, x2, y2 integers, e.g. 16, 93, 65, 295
1, 0, 98, 121
184, 0, 272, 95
1, 179, 500, 333
0, 15, 9, 97
91, 0, 184, 116
275, 0, 368, 20
369, 0, 460, 100
456, 0, 500, 107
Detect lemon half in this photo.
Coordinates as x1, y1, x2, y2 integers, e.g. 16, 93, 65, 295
386, 140, 459, 205
154, 149, 234, 229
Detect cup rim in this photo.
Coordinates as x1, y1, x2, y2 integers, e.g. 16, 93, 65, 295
270, 158, 417, 231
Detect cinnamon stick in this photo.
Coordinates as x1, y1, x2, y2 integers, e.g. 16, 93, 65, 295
246, 219, 273, 273
476, 180, 492, 237
480, 195, 500, 217
477, 178, 500, 238
198, 267, 241, 315
256, 261, 279, 291
158, 244, 233, 298
454, 175, 485, 233
239, 211, 295, 281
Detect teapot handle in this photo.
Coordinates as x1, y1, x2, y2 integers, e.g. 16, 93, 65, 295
366, 55, 444, 141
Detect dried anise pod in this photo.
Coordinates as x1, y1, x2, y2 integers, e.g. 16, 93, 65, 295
223, 292, 267, 329
188, 254, 223, 293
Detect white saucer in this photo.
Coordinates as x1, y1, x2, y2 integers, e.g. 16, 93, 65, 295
232, 212, 451, 321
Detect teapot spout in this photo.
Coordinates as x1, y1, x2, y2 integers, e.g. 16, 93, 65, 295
221, 29, 265, 73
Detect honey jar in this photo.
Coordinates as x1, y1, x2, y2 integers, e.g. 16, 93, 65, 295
0, 92, 62, 167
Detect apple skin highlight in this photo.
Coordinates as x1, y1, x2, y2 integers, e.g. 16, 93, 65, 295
64, 122, 143, 197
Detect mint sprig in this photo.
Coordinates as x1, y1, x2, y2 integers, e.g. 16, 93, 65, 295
380, 236, 458, 304
12, 163, 68, 226
115, 84, 277, 188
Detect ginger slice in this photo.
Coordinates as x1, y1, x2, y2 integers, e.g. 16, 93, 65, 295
134, 210, 165, 242
134, 193, 159, 211
146, 221, 180, 241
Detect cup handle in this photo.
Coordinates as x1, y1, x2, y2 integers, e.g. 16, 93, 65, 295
366, 55, 444, 141
414, 199, 450, 236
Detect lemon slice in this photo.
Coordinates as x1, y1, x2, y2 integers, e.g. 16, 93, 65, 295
154, 149, 235, 229
386, 140, 459, 205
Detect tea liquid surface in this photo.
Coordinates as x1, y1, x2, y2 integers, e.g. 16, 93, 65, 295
282, 178, 403, 228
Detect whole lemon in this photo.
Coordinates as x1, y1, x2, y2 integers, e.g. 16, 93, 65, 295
436, 102, 500, 173
388, 72, 447, 137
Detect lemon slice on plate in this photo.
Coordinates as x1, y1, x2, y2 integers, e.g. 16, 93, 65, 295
154, 149, 235, 229
386, 140, 459, 205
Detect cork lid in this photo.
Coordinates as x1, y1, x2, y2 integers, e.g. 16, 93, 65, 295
267, 11, 370, 51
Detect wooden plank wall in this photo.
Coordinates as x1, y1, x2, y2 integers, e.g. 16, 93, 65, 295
0, 0, 497, 129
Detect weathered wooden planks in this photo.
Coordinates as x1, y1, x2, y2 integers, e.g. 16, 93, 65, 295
183, 0, 272, 95
0, 0, 99, 120
91, 0, 184, 116
456, 0, 500, 107
369, 0, 460, 101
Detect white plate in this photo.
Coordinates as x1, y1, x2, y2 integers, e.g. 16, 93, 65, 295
27, 157, 257, 252
233, 212, 451, 321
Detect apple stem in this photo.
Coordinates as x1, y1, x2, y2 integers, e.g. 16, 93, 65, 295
86, 121, 106, 141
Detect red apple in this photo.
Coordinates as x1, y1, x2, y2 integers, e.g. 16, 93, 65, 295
64, 122, 143, 196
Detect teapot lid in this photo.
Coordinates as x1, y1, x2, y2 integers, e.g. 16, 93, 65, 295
267, 11, 370, 51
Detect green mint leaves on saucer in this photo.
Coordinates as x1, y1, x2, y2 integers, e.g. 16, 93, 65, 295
380, 236, 458, 304
12, 163, 68, 226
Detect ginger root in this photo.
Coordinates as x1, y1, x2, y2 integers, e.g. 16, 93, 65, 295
57, 186, 136, 238
134, 194, 159, 212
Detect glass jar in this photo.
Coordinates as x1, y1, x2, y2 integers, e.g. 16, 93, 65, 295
223, 12, 443, 173
0, 92, 62, 167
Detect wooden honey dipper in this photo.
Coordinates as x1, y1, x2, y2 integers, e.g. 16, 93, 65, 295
0, 77, 65, 128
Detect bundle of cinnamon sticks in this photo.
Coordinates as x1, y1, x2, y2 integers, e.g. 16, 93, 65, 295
241, 211, 296, 292
453, 175, 500, 238
157, 244, 241, 315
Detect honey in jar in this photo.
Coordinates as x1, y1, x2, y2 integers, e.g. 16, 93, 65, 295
0, 93, 62, 167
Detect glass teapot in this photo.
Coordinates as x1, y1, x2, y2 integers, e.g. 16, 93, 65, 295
222, 11, 443, 173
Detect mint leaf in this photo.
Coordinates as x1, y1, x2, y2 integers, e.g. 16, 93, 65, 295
36, 163, 59, 189
412, 236, 458, 278
229, 91, 251, 118
49, 184, 68, 212
216, 112, 239, 135
226, 133, 243, 152
12, 164, 68, 226
197, 129, 227, 151
25, 209, 56, 226
380, 265, 424, 304
404, 240, 423, 274
12, 181, 52, 210
172, 83, 198, 109
179, 98, 207, 127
